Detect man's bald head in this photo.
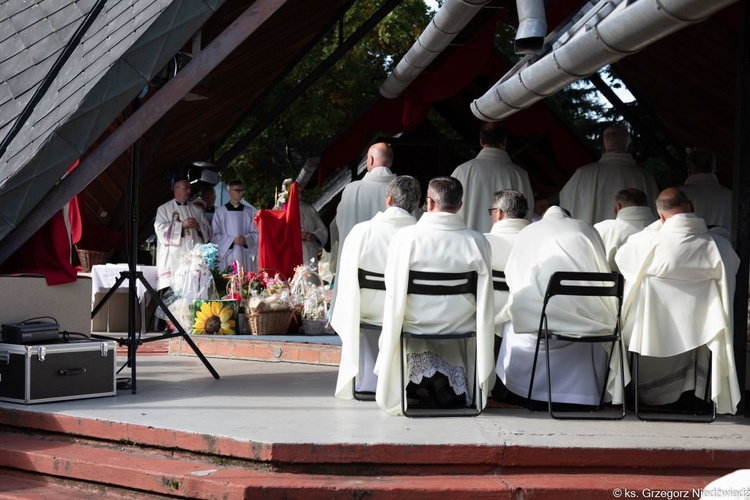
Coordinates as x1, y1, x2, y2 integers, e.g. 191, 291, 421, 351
367, 142, 394, 171
656, 187, 693, 221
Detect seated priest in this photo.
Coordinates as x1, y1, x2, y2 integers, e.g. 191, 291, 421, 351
483, 189, 529, 335
374, 177, 494, 415
615, 188, 741, 414
331, 176, 421, 399
496, 205, 625, 408
594, 188, 656, 271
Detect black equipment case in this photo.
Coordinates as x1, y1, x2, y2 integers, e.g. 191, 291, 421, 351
0, 339, 117, 404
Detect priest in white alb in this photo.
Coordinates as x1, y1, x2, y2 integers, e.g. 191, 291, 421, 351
681, 147, 732, 232
616, 188, 740, 414
374, 177, 494, 415
451, 122, 534, 234
331, 176, 421, 399
483, 189, 529, 335
211, 179, 259, 273
593, 188, 656, 271
155, 177, 212, 291
497, 205, 625, 407
559, 124, 659, 225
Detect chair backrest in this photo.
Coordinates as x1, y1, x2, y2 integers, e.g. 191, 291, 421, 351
491, 270, 508, 292
544, 271, 623, 303
541, 271, 624, 334
358, 268, 385, 291
406, 270, 477, 296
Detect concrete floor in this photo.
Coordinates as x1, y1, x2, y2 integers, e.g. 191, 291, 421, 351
1, 353, 749, 452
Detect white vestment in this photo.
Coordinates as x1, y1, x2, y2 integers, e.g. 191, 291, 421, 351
483, 218, 529, 334
615, 214, 741, 414
681, 173, 732, 232
299, 201, 328, 267
559, 152, 660, 225
374, 212, 494, 415
331, 207, 417, 399
155, 200, 211, 290
497, 206, 624, 405
451, 148, 534, 234
211, 203, 259, 273
594, 206, 656, 271
335, 167, 396, 251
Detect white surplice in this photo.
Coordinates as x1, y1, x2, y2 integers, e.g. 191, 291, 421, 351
374, 212, 494, 415
497, 206, 625, 406
594, 206, 656, 271
155, 199, 211, 290
615, 214, 741, 414
559, 152, 660, 225
331, 207, 417, 399
335, 166, 396, 250
211, 203, 259, 273
451, 148, 534, 234
483, 218, 529, 334
681, 173, 733, 232
299, 201, 328, 267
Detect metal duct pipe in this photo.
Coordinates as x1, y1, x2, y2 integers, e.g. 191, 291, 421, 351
472, 0, 739, 121
380, 0, 490, 99
515, 0, 547, 55
295, 156, 320, 190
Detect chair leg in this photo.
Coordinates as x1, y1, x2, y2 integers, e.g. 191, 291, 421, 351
527, 330, 543, 407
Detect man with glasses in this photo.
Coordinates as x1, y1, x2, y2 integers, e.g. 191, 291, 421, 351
155, 175, 212, 292
212, 179, 259, 272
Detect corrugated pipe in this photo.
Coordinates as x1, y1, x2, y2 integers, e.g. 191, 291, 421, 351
380, 0, 490, 99
515, 0, 547, 55
472, 0, 739, 121
295, 156, 320, 190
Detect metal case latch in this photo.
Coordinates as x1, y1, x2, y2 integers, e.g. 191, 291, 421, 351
37, 346, 46, 362
100, 342, 108, 357
0, 351, 9, 365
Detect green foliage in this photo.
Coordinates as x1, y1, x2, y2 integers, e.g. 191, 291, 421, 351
218, 1, 433, 207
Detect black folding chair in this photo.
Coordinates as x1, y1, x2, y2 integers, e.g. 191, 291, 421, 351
527, 271, 626, 420
492, 269, 509, 292
399, 270, 481, 417
352, 268, 385, 401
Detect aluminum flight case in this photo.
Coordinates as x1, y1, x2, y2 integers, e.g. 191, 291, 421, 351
0, 339, 117, 404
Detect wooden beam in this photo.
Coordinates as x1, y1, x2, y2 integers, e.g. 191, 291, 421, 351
0, 0, 289, 265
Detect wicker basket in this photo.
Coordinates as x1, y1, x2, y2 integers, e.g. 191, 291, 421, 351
248, 308, 293, 335
77, 248, 111, 272
302, 319, 327, 335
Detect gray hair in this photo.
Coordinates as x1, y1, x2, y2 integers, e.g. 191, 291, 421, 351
492, 189, 528, 219
428, 177, 463, 212
603, 124, 631, 152
386, 175, 422, 213
656, 188, 691, 212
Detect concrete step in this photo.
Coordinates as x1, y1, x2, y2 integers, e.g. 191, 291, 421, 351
0, 430, 728, 499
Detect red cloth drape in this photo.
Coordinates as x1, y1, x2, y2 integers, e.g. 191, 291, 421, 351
253, 182, 302, 280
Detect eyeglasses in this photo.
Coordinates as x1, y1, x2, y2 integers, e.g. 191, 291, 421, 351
487, 207, 500, 215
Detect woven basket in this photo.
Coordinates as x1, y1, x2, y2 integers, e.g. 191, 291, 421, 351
302, 319, 327, 335
77, 248, 111, 272
248, 308, 293, 335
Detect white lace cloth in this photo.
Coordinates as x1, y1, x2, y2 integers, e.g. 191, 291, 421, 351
407, 351, 472, 405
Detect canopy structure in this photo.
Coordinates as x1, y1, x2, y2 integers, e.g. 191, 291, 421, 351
0, 0, 746, 407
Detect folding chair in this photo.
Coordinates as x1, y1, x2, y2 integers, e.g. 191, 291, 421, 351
527, 271, 626, 420
492, 270, 509, 292
633, 347, 716, 423
352, 268, 385, 401
399, 270, 481, 418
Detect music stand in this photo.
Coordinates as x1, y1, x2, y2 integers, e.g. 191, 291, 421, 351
91, 95, 219, 393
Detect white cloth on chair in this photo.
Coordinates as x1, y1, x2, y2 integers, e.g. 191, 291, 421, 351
616, 214, 741, 414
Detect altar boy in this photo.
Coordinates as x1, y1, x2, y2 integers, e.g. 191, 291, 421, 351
211, 180, 259, 272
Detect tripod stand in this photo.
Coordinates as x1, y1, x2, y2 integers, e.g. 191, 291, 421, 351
91, 96, 219, 393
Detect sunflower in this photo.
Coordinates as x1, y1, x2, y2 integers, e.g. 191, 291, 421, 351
193, 301, 236, 335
